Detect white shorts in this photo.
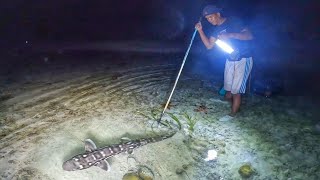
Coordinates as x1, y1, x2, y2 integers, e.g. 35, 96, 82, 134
224, 57, 253, 94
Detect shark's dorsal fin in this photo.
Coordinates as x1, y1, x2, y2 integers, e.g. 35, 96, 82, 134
84, 139, 97, 152
95, 160, 111, 171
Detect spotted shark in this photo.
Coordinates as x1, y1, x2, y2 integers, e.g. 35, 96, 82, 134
62, 133, 175, 171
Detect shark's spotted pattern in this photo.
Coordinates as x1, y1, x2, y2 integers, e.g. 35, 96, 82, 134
62, 133, 175, 171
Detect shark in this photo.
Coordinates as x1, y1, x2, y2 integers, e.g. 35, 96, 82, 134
62, 132, 175, 171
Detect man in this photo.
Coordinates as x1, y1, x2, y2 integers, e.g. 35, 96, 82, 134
195, 5, 254, 121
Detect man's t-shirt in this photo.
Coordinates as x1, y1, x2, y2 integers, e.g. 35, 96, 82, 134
210, 17, 253, 59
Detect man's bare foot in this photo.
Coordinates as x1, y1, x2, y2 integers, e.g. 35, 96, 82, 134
218, 114, 235, 122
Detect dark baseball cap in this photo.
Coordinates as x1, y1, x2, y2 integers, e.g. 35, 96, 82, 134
202, 5, 222, 17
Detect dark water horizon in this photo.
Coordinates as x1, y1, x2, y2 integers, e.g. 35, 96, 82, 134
1, 42, 319, 100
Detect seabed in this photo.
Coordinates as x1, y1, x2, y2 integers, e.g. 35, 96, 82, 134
0, 51, 319, 180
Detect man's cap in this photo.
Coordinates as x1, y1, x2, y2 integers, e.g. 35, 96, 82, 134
202, 5, 222, 17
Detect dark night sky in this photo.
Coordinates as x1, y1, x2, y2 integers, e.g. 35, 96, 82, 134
1, 0, 319, 45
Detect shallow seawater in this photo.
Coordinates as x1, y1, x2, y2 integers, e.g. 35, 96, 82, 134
0, 52, 319, 180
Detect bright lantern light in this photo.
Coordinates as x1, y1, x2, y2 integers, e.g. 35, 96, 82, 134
215, 39, 234, 54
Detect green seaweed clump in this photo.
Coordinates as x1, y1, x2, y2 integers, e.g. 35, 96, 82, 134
238, 164, 254, 178
136, 109, 178, 130
183, 113, 198, 133
167, 112, 182, 130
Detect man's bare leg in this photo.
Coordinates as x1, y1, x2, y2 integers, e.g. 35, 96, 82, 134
231, 93, 241, 116
219, 92, 240, 121
225, 91, 232, 102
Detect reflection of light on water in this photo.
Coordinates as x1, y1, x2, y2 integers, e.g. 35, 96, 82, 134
204, 149, 218, 161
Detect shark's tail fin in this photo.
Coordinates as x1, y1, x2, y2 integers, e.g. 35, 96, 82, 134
144, 131, 176, 144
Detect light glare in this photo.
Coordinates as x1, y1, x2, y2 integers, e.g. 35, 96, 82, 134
204, 149, 218, 161
215, 39, 234, 54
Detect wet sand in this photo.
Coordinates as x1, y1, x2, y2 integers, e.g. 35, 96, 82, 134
0, 51, 319, 179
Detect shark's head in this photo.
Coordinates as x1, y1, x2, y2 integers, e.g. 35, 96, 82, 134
62, 157, 87, 171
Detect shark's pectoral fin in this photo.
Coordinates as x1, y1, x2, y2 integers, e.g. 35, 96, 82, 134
120, 137, 131, 143
84, 139, 97, 152
95, 160, 111, 172
127, 148, 134, 154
